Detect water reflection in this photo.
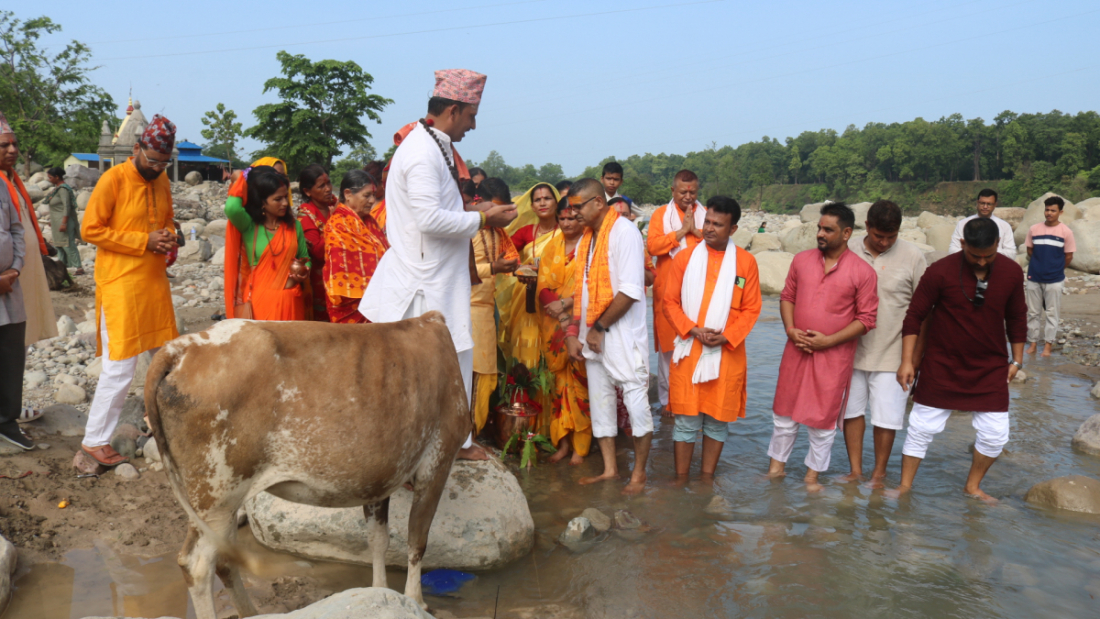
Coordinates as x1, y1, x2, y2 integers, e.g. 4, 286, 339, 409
7, 298, 1100, 618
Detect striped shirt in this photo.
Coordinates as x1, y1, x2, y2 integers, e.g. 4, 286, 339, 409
1025, 221, 1075, 284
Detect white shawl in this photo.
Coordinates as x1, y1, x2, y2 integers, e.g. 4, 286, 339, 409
663, 200, 707, 258
671, 239, 738, 384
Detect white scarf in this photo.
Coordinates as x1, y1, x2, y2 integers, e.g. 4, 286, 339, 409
672, 239, 738, 384
663, 199, 707, 258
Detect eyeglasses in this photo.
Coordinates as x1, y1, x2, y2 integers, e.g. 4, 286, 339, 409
569, 196, 599, 210
141, 149, 172, 169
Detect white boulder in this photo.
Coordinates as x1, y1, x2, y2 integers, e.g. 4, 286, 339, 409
781, 221, 818, 254
756, 251, 795, 295
202, 219, 228, 239
732, 226, 753, 249
850, 201, 873, 229
64, 164, 100, 190
184, 170, 203, 186
1067, 219, 1100, 274
924, 223, 956, 253
1015, 193, 1079, 246
0, 534, 15, 617
56, 315, 77, 337
899, 228, 927, 246
1079, 197, 1100, 221
993, 206, 1027, 230
176, 238, 213, 265
799, 202, 826, 223
917, 211, 947, 230
55, 384, 86, 405
209, 247, 226, 266
748, 233, 782, 254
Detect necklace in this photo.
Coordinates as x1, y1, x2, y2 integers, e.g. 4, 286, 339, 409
419, 119, 460, 187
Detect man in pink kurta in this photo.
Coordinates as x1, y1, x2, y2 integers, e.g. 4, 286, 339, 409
767, 203, 878, 488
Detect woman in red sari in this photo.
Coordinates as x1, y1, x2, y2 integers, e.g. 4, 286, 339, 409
296, 165, 337, 322
323, 170, 389, 324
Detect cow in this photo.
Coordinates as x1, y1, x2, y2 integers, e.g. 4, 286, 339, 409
144, 312, 470, 619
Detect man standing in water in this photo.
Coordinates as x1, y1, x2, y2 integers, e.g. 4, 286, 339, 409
663, 196, 761, 481
948, 188, 1016, 258
894, 218, 1026, 502
841, 200, 926, 486
360, 69, 516, 460
767, 202, 878, 491
564, 178, 652, 494
647, 170, 705, 413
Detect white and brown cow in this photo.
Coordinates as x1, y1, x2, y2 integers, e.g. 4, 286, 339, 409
144, 312, 470, 618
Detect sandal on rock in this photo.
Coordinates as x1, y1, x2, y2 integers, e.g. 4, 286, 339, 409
82, 444, 129, 467
17, 407, 43, 424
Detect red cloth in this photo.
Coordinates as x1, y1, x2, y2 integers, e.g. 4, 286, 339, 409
141, 115, 176, 155
297, 202, 331, 322
903, 252, 1027, 412
773, 249, 879, 430
511, 224, 536, 254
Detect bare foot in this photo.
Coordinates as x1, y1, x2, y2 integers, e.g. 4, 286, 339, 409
548, 444, 570, 464
766, 461, 786, 479
965, 487, 999, 504
457, 443, 490, 461
1025, 342, 1036, 355
569, 452, 584, 466
837, 471, 863, 483
864, 475, 887, 490
884, 485, 911, 499
622, 475, 647, 495
669, 475, 689, 488
579, 471, 619, 485
805, 481, 824, 493
1041, 343, 1052, 358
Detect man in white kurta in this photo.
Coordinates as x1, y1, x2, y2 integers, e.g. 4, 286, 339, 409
359, 69, 515, 460
948, 188, 1016, 258
564, 179, 652, 494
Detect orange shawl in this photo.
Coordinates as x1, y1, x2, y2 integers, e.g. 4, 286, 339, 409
1, 171, 48, 256
394, 122, 471, 181
573, 210, 621, 327
226, 222, 306, 321
323, 204, 389, 323
369, 199, 387, 231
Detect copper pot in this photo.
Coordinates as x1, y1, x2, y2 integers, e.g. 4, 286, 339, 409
285, 258, 308, 289
490, 402, 540, 451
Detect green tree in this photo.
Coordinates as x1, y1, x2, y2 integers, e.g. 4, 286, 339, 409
0, 11, 115, 173
245, 51, 392, 173
199, 103, 243, 165
330, 142, 378, 189
1058, 132, 1088, 177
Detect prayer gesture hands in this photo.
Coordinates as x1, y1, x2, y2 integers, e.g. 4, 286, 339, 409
690, 326, 727, 347
685, 206, 703, 239
147, 228, 178, 255
788, 328, 833, 353
0, 269, 18, 296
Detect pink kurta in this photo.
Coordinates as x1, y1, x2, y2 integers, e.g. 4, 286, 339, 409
773, 249, 878, 430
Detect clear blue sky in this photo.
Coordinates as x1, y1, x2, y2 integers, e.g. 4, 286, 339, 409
13, 0, 1100, 175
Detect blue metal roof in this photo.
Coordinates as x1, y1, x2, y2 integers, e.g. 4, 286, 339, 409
179, 154, 230, 163
70, 153, 99, 161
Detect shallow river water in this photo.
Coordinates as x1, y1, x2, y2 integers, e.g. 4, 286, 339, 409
8, 298, 1100, 618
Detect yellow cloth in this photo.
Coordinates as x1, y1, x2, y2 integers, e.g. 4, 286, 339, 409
250, 157, 293, 208
496, 227, 559, 369
537, 232, 591, 456
505, 182, 561, 236
473, 371, 498, 433
82, 160, 178, 360
471, 228, 518, 374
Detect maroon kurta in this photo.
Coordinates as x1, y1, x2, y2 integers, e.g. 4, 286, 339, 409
773, 249, 878, 430
902, 252, 1026, 412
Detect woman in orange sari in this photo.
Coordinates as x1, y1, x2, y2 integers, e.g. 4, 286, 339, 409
223, 165, 310, 321
536, 198, 591, 464
323, 170, 389, 324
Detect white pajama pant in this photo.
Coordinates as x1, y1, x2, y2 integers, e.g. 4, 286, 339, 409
767, 413, 838, 473
588, 357, 653, 439
403, 291, 473, 449
902, 403, 1009, 459
657, 350, 673, 407
843, 369, 908, 430
1025, 280, 1062, 343
84, 311, 159, 448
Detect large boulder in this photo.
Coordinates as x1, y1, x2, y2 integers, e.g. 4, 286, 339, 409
209, 246, 226, 266
176, 238, 213, 265
171, 197, 203, 221
781, 221, 818, 254
924, 223, 956, 253
1015, 193, 1079, 246
81, 588, 433, 619
799, 202, 826, 223
1071, 414, 1100, 456
76, 188, 93, 210
25, 184, 44, 203
180, 219, 206, 239
1025, 475, 1100, 515
732, 226, 752, 249
1079, 197, 1100, 221
748, 233, 782, 254
1066, 219, 1100, 274
917, 211, 947, 229
899, 228, 927, 246
0, 534, 14, 617
993, 206, 1027, 230
247, 458, 534, 571
202, 219, 228, 239
850, 201, 873, 229
184, 170, 203, 186
756, 251, 795, 295
64, 164, 100, 190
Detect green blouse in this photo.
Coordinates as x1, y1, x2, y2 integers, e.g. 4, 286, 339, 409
224, 196, 310, 267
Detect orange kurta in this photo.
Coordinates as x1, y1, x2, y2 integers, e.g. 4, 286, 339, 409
647, 203, 704, 352
82, 160, 177, 360
663, 245, 762, 422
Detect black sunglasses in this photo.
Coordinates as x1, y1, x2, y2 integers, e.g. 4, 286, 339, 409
960, 262, 990, 308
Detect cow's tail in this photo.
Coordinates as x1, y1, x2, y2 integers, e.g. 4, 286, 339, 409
144, 345, 264, 574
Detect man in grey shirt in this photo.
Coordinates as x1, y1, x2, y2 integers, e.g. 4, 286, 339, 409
0, 125, 32, 450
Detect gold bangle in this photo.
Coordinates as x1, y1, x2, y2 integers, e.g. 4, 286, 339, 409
479, 211, 487, 229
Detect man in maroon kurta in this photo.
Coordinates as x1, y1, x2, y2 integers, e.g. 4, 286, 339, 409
895, 217, 1026, 502
768, 203, 878, 490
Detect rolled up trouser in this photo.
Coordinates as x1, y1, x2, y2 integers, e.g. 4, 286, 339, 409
767, 413, 837, 472
673, 412, 729, 443
901, 403, 1009, 459
588, 355, 652, 439
1025, 280, 1062, 343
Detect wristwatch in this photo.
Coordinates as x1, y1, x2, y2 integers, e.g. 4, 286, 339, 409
1010, 360, 1023, 370
593, 322, 607, 333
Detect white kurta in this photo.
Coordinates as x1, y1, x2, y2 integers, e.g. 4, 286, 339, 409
948, 214, 1016, 258
578, 216, 650, 383
359, 123, 481, 353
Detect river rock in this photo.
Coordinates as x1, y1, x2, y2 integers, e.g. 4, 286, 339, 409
77, 319, 96, 334
25, 184, 44, 203
72, 450, 108, 475
756, 251, 795, 295
732, 226, 753, 249
993, 207, 1027, 230
56, 315, 77, 337
64, 164, 100, 190
202, 219, 228, 239
1015, 193, 1079, 246
1079, 197, 1100, 221
76, 188, 92, 210
923, 250, 949, 265
1025, 475, 1100, 515
924, 223, 956, 253
55, 383, 86, 404
24, 370, 47, 389
799, 202, 826, 223
181, 219, 206, 239
85, 357, 103, 380
614, 510, 641, 530
35, 404, 86, 437
78, 245, 97, 263
209, 246, 226, 266
184, 170, 203, 186
781, 221, 818, 254
255, 587, 434, 619
143, 437, 161, 462
703, 495, 735, 519
0, 533, 14, 617
110, 434, 138, 461
749, 233, 782, 254
1071, 414, 1100, 456
580, 507, 611, 533
850, 201, 872, 229
247, 458, 534, 570
559, 517, 596, 547
917, 211, 947, 229
177, 238, 213, 264
1066, 219, 1100, 274
899, 228, 927, 246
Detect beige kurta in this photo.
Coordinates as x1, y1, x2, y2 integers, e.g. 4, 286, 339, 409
471, 228, 514, 374
14, 190, 57, 345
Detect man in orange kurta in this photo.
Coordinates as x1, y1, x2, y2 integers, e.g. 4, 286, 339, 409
79, 115, 179, 467
647, 169, 705, 412
663, 196, 761, 480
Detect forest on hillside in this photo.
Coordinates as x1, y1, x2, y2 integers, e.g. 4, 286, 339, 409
472, 110, 1100, 211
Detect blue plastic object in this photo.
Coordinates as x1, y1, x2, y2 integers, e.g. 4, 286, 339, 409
420, 569, 476, 595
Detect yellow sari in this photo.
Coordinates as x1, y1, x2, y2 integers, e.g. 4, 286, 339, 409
536, 232, 591, 456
